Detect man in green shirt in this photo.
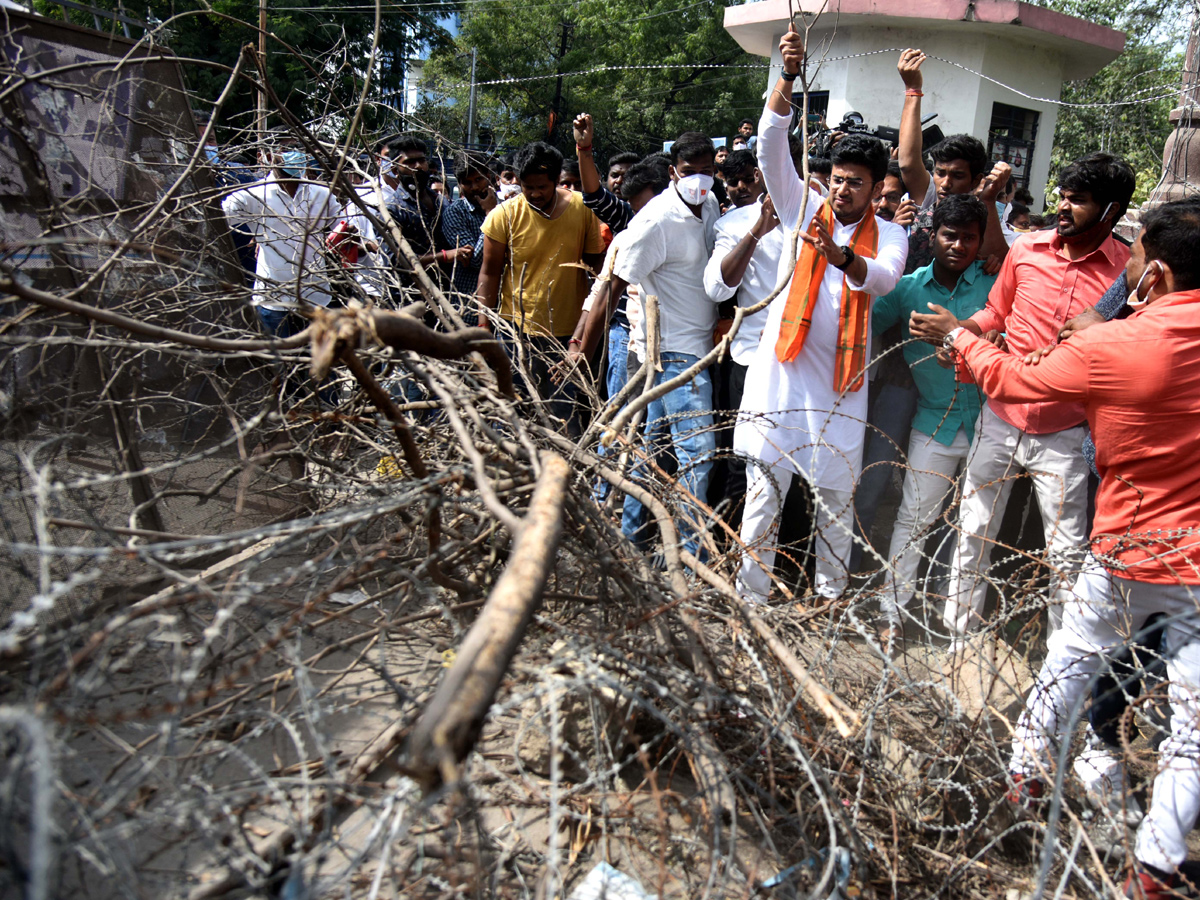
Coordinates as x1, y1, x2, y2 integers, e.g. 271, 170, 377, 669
870, 194, 997, 649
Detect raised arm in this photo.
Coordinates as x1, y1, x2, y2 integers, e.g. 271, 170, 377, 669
576, 117, 633, 233
573, 113, 604, 196
766, 24, 803, 118
975, 161, 1013, 262
896, 50, 932, 206
760, 25, 816, 230
704, 199, 779, 302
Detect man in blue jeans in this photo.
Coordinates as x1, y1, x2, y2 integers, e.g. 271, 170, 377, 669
220, 131, 339, 406
572, 112, 643, 399
605, 132, 720, 559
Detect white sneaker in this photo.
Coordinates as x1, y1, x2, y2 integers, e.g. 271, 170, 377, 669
1075, 751, 1143, 827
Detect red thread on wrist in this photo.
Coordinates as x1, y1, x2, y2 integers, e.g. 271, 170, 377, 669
576, 144, 593, 152
905, 89, 924, 97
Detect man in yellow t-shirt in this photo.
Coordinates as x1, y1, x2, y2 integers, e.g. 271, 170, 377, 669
477, 141, 605, 430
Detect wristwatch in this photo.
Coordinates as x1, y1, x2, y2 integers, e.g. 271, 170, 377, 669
943, 326, 965, 350
833, 244, 855, 271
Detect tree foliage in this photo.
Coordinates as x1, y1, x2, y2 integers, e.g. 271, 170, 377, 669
1030, 0, 1191, 204
31, 0, 452, 139
417, 0, 766, 159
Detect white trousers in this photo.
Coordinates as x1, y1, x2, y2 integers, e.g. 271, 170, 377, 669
880, 428, 971, 625
737, 462, 854, 602
943, 404, 1090, 640
1010, 561, 1200, 873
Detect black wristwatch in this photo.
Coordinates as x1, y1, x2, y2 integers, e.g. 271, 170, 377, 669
833, 244, 855, 271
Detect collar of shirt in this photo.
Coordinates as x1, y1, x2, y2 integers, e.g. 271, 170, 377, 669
388, 180, 412, 204
626, 186, 719, 255
450, 195, 487, 219
262, 173, 332, 214
663, 183, 719, 231
1031, 227, 1126, 267
829, 207, 872, 236
1140, 288, 1200, 315
716, 197, 762, 227
264, 171, 302, 199
516, 192, 562, 219
915, 259, 980, 291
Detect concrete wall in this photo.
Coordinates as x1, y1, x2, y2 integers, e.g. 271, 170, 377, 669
976, 34, 1064, 211
759, 23, 1067, 209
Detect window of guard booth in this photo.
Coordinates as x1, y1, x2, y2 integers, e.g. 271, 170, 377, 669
988, 102, 1039, 189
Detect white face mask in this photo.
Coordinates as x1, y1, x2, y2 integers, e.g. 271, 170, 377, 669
675, 173, 714, 206
498, 182, 521, 200
1126, 262, 1161, 311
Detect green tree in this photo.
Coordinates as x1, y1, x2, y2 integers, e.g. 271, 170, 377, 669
418, 0, 767, 158
32, 0, 453, 140
1030, 0, 1188, 204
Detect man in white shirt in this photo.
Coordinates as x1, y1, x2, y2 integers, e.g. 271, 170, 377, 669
220, 134, 339, 336
221, 133, 340, 405
703, 151, 787, 529
735, 26, 909, 602
605, 132, 721, 559
560, 157, 673, 368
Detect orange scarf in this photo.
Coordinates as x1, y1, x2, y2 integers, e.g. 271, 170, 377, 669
774, 201, 879, 392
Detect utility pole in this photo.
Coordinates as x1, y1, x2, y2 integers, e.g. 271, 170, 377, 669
548, 21, 573, 145
466, 47, 478, 148
1147, 3, 1199, 205
257, 0, 268, 144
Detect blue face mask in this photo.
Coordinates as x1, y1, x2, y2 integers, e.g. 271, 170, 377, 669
279, 149, 307, 178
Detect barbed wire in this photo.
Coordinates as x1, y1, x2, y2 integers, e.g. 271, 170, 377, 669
0, 5, 1193, 900
433, 49, 1188, 111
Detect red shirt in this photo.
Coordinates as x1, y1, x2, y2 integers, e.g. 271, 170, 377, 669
967, 230, 1129, 434
954, 289, 1200, 585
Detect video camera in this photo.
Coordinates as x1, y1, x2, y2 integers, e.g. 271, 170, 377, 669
806, 111, 942, 160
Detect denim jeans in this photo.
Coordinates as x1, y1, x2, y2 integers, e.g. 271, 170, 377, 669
591, 320, 633, 503
620, 353, 716, 559
606, 320, 631, 400
499, 330, 580, 436
258, 306, 337, 407
258, 306, 306, 340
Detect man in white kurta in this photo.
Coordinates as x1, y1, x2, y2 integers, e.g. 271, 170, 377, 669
735, 29, 908, 601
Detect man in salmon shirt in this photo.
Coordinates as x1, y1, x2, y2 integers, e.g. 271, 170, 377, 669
911, 152, 1136, 645
943, 198, 1200, 899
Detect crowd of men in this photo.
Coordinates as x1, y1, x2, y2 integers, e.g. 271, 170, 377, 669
214, 26, 1200, 898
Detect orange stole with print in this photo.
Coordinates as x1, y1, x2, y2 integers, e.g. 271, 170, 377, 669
773, 200, 879, 392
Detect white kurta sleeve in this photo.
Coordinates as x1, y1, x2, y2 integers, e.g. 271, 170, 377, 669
846, 220, 909, 297
756, 107, 821, 234
703, 220, 740, 303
